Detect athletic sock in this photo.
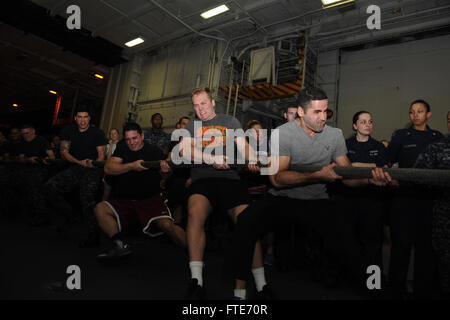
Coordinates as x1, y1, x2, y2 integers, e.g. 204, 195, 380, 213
234, 289, 246, 300
189, 261, 204, 287
252, 267, 267, 292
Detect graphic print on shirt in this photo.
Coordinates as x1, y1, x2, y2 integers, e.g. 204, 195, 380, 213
195, 125, 228, 150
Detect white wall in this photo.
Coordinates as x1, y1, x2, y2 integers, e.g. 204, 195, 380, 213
337, 34, 450, 141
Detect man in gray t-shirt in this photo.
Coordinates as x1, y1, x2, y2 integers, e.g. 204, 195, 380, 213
269, 122, 347, 200
230, 87, 392, 300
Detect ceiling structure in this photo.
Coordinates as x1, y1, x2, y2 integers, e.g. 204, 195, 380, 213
1, 0, 450, 128
28, 0, 450, 54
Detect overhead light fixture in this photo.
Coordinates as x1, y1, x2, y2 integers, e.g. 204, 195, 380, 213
201, 4, 229, 19
321, 0, 354, 9
49, 90, 57, 95
125, 37, 145, 48
13, 103, 18, 107
94, 73, 104, 79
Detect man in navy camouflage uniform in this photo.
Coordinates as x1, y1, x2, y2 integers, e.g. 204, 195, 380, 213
43, 105, 107, 247
414, 111, 450, 297
144, 113, 171, 155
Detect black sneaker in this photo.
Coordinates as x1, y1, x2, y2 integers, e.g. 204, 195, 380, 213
97, 243, 132, 261
184, 278, 206, 300
255, 285, 277, 300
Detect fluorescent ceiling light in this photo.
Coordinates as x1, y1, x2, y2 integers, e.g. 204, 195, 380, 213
321, 0, 354, 8
201, 5, 229, 19
125, 37, 145, 48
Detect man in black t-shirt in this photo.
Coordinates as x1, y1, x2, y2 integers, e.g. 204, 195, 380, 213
18, 124, 55, 162
94, 122, 186, 261
3, 127, 22, 162
16, 124, 55, 225
43, 105, 107, 248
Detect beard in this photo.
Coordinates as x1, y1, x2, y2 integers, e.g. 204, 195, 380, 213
303, 116, 325, 133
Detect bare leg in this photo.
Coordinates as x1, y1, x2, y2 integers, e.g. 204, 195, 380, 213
156, 218, 187, 248
94, 202, 119, 238
186, 194, 212, 262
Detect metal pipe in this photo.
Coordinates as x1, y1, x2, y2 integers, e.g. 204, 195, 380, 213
240, 60, 246, 86
100, 67, 114, 130
316, 4, 450, 37
318, 15, 450, 50
232, 59, 246, 117
137, 93, 192, 106
226, 61, 234, 115
107, 64, 122, 131
233, 84, 239, 118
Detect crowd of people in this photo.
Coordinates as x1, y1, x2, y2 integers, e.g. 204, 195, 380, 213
0, 86, 449, 300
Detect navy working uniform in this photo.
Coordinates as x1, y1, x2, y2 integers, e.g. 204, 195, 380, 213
346, 136, 387, 166
17, 135, 53, 224
386, 125, 443, 298
0, 137, 24, 216
42, 124, 107, 246
334, 135, 387, 287
414, 136, 450, 297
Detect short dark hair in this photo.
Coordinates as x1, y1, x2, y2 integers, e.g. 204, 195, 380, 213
75, 104, 91, 116
179, 116, 190, 122
246, 119, 262, 130
295, 87, 328, 111
19, 124, 35, 130
410, 99, 430, 112
123, 122, 142, 135
284, 105, 298, 113
352, 111, 371, 125
151, 113, 163, 121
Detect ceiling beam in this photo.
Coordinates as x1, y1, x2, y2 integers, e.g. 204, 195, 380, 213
93, 0, 161, 38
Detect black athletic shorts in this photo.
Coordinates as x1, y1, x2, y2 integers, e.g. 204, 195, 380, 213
186, 177, 249, 211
